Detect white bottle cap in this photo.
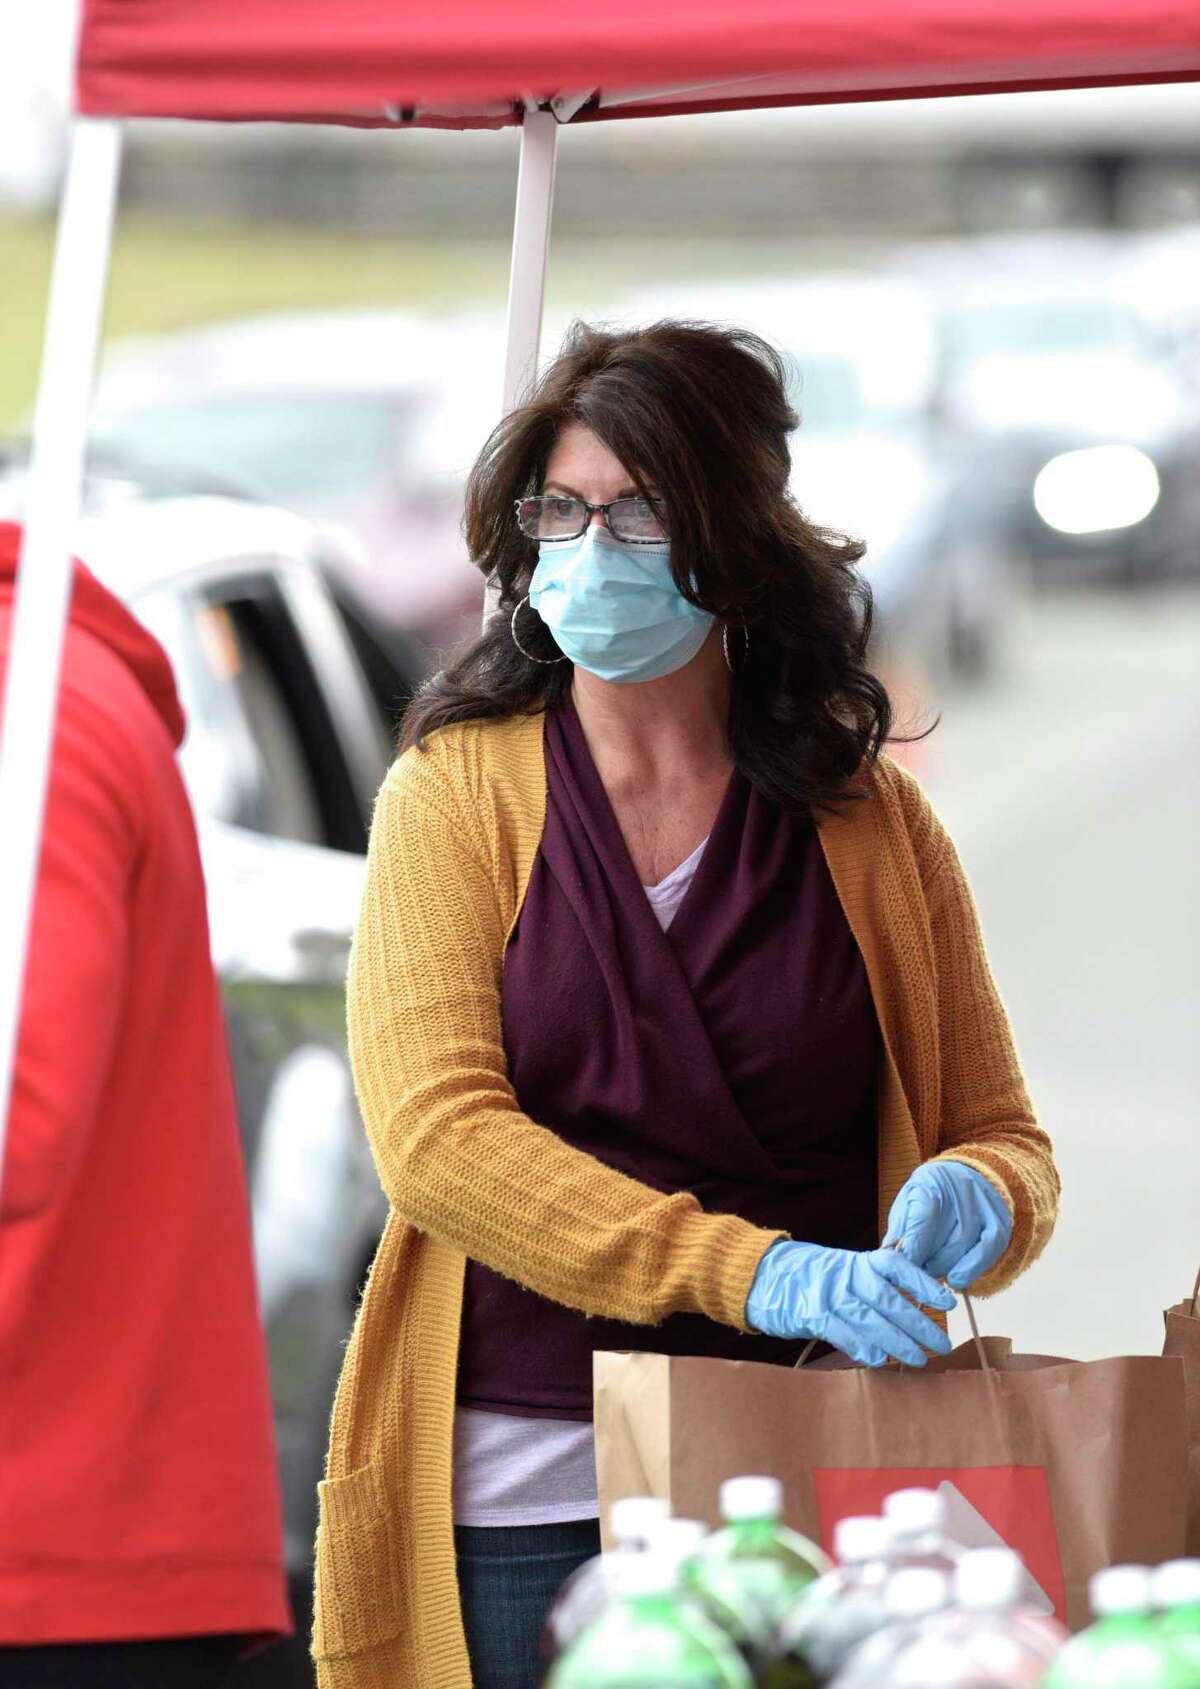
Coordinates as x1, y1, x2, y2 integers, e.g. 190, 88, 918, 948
884, 1566, 950, 1619
1152, 1560, 1200, 1610
954, 1547, 1024, 1612
1090, 1565, 1152, 1617
720, 1475, 783, 1522
606, 1550, 676, 1600
648, 1517, 708, 1573
834, 1516, 890, 1566
883, 1487, 947, 1539
610, 1495, 670, 1546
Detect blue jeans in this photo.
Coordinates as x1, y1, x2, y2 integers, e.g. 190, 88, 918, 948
0, 1637, 238, 1687
455, 1518, 602, 1689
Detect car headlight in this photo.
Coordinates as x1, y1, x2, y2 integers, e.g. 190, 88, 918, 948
1032, 444, 1160, 536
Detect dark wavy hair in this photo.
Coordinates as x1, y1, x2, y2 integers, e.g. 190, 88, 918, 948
402, 317, 924, 814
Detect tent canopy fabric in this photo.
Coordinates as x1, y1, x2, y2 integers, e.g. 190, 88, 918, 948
76, 0, 1200, 128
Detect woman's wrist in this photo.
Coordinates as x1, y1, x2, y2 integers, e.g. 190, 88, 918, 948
669, 1210, 789, 1332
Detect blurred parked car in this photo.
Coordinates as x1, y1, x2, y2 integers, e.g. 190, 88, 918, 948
1124, 222, 1200, 392
0, 473, 417, 1633
890, 232, 1200, 584
606, 275, 1010, 683
89, 309, 506, 651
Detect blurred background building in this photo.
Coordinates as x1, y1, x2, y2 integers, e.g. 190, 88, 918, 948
3, 6, 1198, 1683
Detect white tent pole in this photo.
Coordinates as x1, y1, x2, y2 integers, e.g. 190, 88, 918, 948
0, 118, 123, 1200
485, 108, 558, 623
502, 108, 559, 414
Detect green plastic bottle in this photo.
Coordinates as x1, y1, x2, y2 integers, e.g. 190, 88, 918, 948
645, 1517, 713, 1629
1153, 1560, 1200, 1683
546, 1544, 753, 1689
686, 1476, 830, 1670
1045, 1566, 1193, 1689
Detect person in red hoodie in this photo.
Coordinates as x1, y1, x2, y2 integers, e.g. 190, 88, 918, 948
0, 523, 291, 1686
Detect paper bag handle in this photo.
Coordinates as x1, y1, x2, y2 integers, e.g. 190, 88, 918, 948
793, 1290, 992, 1373
1191, 1264, 1200, 1318
892, 1236, 993, 1374
961, 1290, 992, 1373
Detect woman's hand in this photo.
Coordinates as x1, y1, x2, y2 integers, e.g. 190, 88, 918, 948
745, 1241, 955, 1368
883, 1161, 1013, 1290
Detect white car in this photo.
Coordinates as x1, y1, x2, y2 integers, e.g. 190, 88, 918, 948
885, 232, 1200, 581
89, 308, 507, 650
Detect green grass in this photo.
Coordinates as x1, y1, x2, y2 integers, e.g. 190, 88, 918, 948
0, 212, 526, 430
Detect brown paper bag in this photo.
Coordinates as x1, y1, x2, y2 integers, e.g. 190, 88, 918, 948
595, 1338, 1188, 1631
1164, 1268, 1200, 1555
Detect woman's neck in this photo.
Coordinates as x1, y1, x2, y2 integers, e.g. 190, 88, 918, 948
570, 623, 732, 785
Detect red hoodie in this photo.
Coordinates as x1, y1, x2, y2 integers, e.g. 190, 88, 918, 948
0, 523, 290, 1645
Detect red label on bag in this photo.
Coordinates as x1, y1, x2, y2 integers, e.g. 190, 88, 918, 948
811, 1466, 1066, 1621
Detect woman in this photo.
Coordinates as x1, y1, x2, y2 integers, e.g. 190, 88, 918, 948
312, 321, 1060, 1689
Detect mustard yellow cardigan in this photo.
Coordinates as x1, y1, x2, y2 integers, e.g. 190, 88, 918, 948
312, 709, 1059, 1688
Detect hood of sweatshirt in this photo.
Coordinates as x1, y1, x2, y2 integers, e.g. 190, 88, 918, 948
0, 521, 186, 748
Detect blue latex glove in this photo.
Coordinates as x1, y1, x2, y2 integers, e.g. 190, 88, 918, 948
745, 1241, 956, 1368
882, 1160, 1013, 1290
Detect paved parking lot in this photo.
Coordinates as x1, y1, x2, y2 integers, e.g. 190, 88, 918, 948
926, 582, 1200, 1360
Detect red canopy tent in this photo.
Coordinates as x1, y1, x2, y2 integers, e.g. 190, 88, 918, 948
75, 0, 1200, 123
1, 0, 1198, 1175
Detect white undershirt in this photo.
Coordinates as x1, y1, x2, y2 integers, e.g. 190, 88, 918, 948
452, 837, 710, 1527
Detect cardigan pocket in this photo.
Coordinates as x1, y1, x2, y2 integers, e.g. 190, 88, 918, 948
312, 1459, 405, 1659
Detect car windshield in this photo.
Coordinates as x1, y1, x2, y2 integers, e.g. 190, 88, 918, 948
784, 356, 871, 435
93, 392, 412, 507
943, 300, 1144, 366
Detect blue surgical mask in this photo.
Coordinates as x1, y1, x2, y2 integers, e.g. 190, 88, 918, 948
528, 525, 714, 684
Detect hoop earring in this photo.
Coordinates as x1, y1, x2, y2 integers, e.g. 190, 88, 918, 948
511, 595, 568, 665
722, 621, 751, 674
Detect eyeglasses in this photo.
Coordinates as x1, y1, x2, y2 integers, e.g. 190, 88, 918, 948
515, 493, 668, 545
